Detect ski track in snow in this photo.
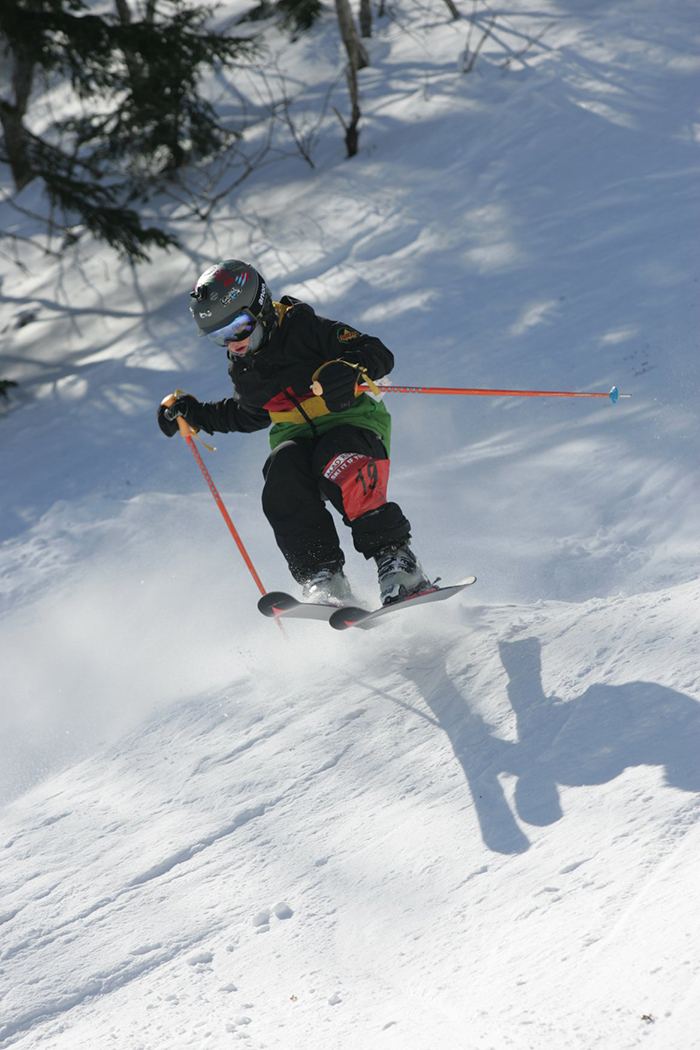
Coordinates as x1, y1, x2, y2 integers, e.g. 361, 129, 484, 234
1, 0, 699, 1046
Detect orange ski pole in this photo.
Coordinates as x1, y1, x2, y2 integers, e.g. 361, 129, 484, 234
317, 383, 629, 403
161, 392, 267, 598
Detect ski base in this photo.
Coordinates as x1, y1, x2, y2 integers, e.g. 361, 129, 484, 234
328, 577, 477, 631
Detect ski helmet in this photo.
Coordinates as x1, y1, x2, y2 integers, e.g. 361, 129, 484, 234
189, 260, 277, 353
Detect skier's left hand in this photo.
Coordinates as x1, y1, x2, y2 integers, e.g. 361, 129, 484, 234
314, 360, 358, 412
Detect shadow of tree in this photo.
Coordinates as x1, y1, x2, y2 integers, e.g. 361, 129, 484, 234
400, 637, 700, 854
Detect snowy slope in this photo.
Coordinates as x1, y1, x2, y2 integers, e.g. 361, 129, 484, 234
1, 0, 699, 1046
1, 584, 699, 1048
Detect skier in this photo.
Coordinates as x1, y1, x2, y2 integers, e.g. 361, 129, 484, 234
157, 259, 430, 606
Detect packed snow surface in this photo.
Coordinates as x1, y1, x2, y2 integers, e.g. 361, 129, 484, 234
1, 0, 698, 1046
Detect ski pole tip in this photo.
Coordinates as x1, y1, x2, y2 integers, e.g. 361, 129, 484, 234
609, 385, 620, 404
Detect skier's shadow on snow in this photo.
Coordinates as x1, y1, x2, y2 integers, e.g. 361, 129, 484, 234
401, 637, 700, 855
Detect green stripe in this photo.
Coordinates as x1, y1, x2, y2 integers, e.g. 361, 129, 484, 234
268, 395, 392, 453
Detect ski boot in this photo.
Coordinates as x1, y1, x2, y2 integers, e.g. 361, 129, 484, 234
374, 543, 431, 605
301, 568, 353, 607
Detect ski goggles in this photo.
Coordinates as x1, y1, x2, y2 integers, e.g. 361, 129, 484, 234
206, 311, 258, 346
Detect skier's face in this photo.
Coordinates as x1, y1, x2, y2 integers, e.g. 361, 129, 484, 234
227, 336, 251, 355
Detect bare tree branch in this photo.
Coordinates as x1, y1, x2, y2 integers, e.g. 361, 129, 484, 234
439, 0, 461, 20
458, 10, 496, 73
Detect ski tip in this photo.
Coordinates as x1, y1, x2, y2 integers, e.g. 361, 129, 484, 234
329, 606, 369, 631
258, 591, 297, 617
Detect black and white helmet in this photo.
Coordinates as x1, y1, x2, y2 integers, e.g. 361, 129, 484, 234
189, 260, 277, 353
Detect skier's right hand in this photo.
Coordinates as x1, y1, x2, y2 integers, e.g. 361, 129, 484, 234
157, 393, 203, 437
313, 360, 358, 413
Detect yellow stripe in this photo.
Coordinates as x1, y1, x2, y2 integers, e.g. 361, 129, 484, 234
269, 395, 332, 424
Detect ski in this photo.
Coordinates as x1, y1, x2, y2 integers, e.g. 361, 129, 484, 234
328, 577, 477, 631
259, 577, 477, 629
257, 590, 368, 624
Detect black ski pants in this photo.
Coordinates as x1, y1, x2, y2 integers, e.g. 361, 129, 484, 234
261, 424, 410, 583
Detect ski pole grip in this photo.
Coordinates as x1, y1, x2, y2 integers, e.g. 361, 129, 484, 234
161, 391, 195, 438
311, 380, 365, 397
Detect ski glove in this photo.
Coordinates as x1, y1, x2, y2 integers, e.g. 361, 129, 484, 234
157, 394, 213, 437
315, 360, 358, 413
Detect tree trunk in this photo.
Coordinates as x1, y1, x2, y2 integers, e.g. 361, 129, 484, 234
359, 0, 372, 38
114, 0, 145, 86
343, 64, 361, 158
333, 0, 365, 157
334, 0, 369, 71
113, 0, 185, 170
0, 38, 36, 190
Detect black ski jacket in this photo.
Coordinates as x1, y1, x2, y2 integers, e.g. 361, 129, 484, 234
194, 297, 394, 446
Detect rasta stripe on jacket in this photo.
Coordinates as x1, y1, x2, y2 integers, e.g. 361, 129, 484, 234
192, 297, 394, 451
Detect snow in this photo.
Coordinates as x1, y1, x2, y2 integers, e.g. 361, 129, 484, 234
1, 0, 699, 1047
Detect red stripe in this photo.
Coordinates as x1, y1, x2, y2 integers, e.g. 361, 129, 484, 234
264, 387, 316, 411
